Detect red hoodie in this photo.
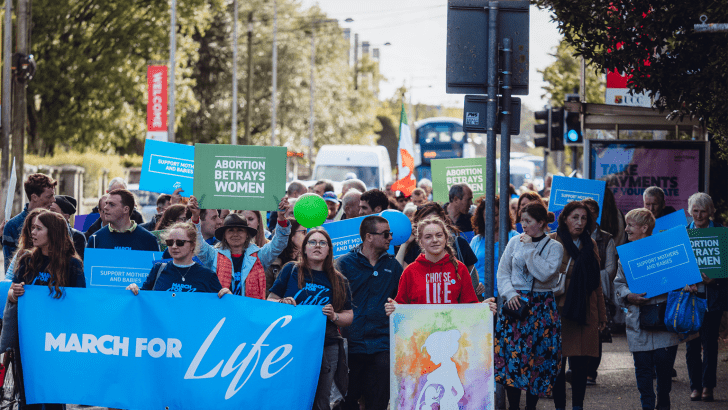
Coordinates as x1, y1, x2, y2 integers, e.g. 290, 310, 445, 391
394, 253, 478, 305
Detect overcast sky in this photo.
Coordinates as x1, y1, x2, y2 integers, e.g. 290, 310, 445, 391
299, 0, 563, 111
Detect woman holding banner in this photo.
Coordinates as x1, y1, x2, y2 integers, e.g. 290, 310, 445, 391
188, 196, 290, 299
7, 211, 84, 410
613, 208, 681, 410
684, 192, 725, 402
8, 211, 86, 301
267, 229, 352, 410
494, 202, 563, 410
4, 208, 50, 282
549, 201, 607, 410
126, 222, 227, 296
385, 216, 479, 310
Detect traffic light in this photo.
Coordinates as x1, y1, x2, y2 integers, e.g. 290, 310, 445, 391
533, 109, 550, 148
564, 94, 583, 146
551, 107, 565, 151
533, 108, 565, 151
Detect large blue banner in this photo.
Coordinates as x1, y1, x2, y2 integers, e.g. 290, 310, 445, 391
84, 248, 164, 288
548, 176, 605, 224
18, 287, 325, 409
616, 226, 702, 298
140, 139, 195, 196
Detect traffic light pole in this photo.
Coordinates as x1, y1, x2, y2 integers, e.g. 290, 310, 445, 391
484, 2, 498, 302
544, 105, 551, 181
498, 38, 512, 277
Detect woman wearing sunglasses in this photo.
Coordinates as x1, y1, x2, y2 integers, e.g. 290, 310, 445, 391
126, 222, 228, 297
268, 229, 353, 410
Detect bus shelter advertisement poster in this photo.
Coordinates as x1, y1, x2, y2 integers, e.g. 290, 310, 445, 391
589, 141, 705, 216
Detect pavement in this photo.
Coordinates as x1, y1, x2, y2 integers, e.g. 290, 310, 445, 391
531, 332, 728, 410
65, 332, 728, 410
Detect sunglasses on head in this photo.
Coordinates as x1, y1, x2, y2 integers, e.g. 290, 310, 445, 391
165, 239, 191, 247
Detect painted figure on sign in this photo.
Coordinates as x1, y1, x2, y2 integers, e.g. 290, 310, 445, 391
418, 329, 464, 410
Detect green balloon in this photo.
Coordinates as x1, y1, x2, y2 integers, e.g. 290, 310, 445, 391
293, 193, 329, 228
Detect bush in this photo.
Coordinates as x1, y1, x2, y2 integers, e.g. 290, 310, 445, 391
25, 151, 143, 199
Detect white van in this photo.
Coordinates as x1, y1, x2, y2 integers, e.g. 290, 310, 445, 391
313, 145, 393, 190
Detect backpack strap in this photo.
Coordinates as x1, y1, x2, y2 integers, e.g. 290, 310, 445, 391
152, 263, 167, 290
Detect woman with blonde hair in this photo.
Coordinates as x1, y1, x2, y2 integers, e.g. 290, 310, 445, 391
127, 222, 227, 296
386, 217, 478, 312
614, 208, 682, 410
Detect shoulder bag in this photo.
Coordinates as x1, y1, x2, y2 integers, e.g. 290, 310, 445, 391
553, 257, 571, 297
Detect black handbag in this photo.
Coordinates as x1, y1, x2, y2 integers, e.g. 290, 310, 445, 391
639, 303, 667, 331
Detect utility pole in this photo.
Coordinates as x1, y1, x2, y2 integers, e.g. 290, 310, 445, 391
169, 0, 177, 142
245, 12, 253, 146
353, 33, 359, 90
270, 0, 277, 146
309, 25, 315, 177
231, 0, 238, 145
11, 0, 29, 210
1, 0, 12, 202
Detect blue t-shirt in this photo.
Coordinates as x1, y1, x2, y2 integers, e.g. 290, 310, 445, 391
269, 263, 352, 343
141, 262, 222, 293
13, 255, 86, 290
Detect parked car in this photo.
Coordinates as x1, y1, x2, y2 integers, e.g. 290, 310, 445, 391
127, 183, 158, 223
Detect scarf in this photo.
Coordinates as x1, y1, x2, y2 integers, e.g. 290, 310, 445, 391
558, 224, 601, 325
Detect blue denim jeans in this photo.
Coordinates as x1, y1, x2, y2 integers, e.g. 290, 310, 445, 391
686, 309, 722, 390
632, 346, 678, 410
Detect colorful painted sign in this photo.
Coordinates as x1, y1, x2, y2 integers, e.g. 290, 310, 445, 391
616, 226, 702, 298
431, 157, 487, 204
147, 65, 168, 141
390, 304, 494, 410
688, 228, 728, 279
84, 248, 164, 288
18, 287, 325, 408
140, 139, 195, 196
193, 144, 287, 211
548, 176, 605, 223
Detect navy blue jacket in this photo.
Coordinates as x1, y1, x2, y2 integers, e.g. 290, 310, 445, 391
335, 245, 403, 354
2, 204, 29, 271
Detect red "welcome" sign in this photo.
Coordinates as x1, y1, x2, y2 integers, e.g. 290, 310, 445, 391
147, 65, 168, 140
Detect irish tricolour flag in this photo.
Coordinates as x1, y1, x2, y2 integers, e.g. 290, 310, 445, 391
391, 103, 416, 196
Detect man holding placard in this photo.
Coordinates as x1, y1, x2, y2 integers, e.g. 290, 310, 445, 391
643, 186, 677, 219
336, 215, 403, 410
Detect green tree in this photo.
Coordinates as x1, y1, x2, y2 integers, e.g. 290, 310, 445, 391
539, 40, 605, 105
29, 0, 218, 155
535, 0, 728, 156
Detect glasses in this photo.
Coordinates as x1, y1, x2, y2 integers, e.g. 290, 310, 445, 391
370, 231, 393, 238
165, 239, 191, 247
307, 240, 329, 248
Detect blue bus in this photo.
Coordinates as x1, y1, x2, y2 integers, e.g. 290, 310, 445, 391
413, 117, 478, 181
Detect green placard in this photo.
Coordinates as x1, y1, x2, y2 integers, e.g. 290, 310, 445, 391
193, 144, 287, 211
688, 227, 728, 279
431, 157, 490, 203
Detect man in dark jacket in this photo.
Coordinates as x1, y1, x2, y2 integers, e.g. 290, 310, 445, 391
335, 215, 403, 410
50, 195, 87, 260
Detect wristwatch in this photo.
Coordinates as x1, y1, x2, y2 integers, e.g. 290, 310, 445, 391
331, 313, 339, 323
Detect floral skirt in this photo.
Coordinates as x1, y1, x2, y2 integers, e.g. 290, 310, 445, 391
494, 290, 562, 397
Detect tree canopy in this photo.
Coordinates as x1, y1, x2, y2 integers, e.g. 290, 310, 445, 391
537, 0, 728, 155
26, 0, 380, 160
